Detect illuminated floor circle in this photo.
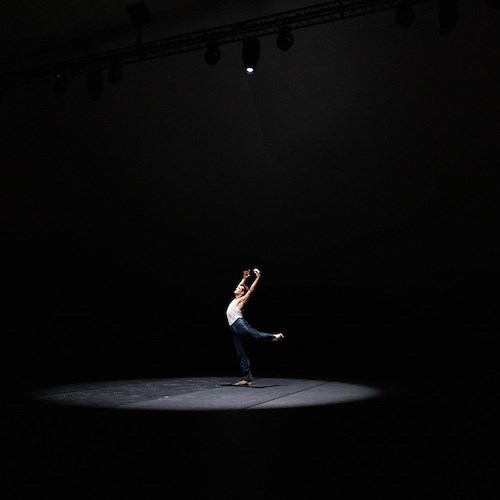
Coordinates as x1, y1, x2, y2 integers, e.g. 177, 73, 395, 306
34, 376, 383, 411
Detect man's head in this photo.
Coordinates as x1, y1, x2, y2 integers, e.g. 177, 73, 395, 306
234, 283, 248, 297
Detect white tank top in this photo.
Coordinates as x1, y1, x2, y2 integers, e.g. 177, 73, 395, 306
226, 299, 243, 326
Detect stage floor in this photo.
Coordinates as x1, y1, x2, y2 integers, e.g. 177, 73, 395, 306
31, 376, 384, 410
5, 375, 499, 498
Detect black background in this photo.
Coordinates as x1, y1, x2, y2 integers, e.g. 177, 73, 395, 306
3, 3, 500, 497
3, 1, 499, 390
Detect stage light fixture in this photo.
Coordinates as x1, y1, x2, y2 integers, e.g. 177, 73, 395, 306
437, 0, 459, 36
126, 1, 152, 26
108, 62, 122, 85
242, 37, 260, 74
276, 26, 294, 51
53, 73, 68, 96
395, 2, 415, 28
204, 42, 221, 65
86, 68, 103, 101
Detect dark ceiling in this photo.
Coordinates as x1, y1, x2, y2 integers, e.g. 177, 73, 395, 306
1, 0, 350, 68
1, 1, 483, 74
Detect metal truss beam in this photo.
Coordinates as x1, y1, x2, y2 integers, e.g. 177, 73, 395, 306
1, 0, 433, 89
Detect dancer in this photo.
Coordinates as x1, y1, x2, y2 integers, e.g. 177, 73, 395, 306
226, 268, 284, 386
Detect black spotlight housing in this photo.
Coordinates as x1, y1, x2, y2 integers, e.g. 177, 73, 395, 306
86, 68, 103, 101
437, 0, 459, 36
108, 62, 122, 85
205, 42, 221, 65
276, 26, 294, 51
242, 37, 260, 74
53, 73, 68, 96
395, 3, 415, 28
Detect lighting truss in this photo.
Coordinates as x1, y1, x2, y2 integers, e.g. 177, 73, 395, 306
1, 0, 433, 89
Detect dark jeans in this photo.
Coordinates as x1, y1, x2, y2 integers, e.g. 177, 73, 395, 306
229, 318, 277, 382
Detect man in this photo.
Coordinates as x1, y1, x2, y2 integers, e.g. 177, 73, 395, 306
226, 268, 284, 386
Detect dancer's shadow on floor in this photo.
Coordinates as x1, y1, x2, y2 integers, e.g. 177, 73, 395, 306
219, 384, 282, 389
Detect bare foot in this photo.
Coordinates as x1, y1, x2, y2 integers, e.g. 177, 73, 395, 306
233, 380, 252, 386
274, 333, 285, 340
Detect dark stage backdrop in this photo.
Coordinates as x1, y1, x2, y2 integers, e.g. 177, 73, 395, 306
3, 4, 499, 389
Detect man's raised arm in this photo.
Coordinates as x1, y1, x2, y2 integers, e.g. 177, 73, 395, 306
237, 269, 251, 288
244, 268, 261, 298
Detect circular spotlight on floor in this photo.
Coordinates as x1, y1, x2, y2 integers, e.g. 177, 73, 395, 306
32, 376, 384, 412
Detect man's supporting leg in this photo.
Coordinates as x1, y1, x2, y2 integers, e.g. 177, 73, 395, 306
232, 335, 252, 382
